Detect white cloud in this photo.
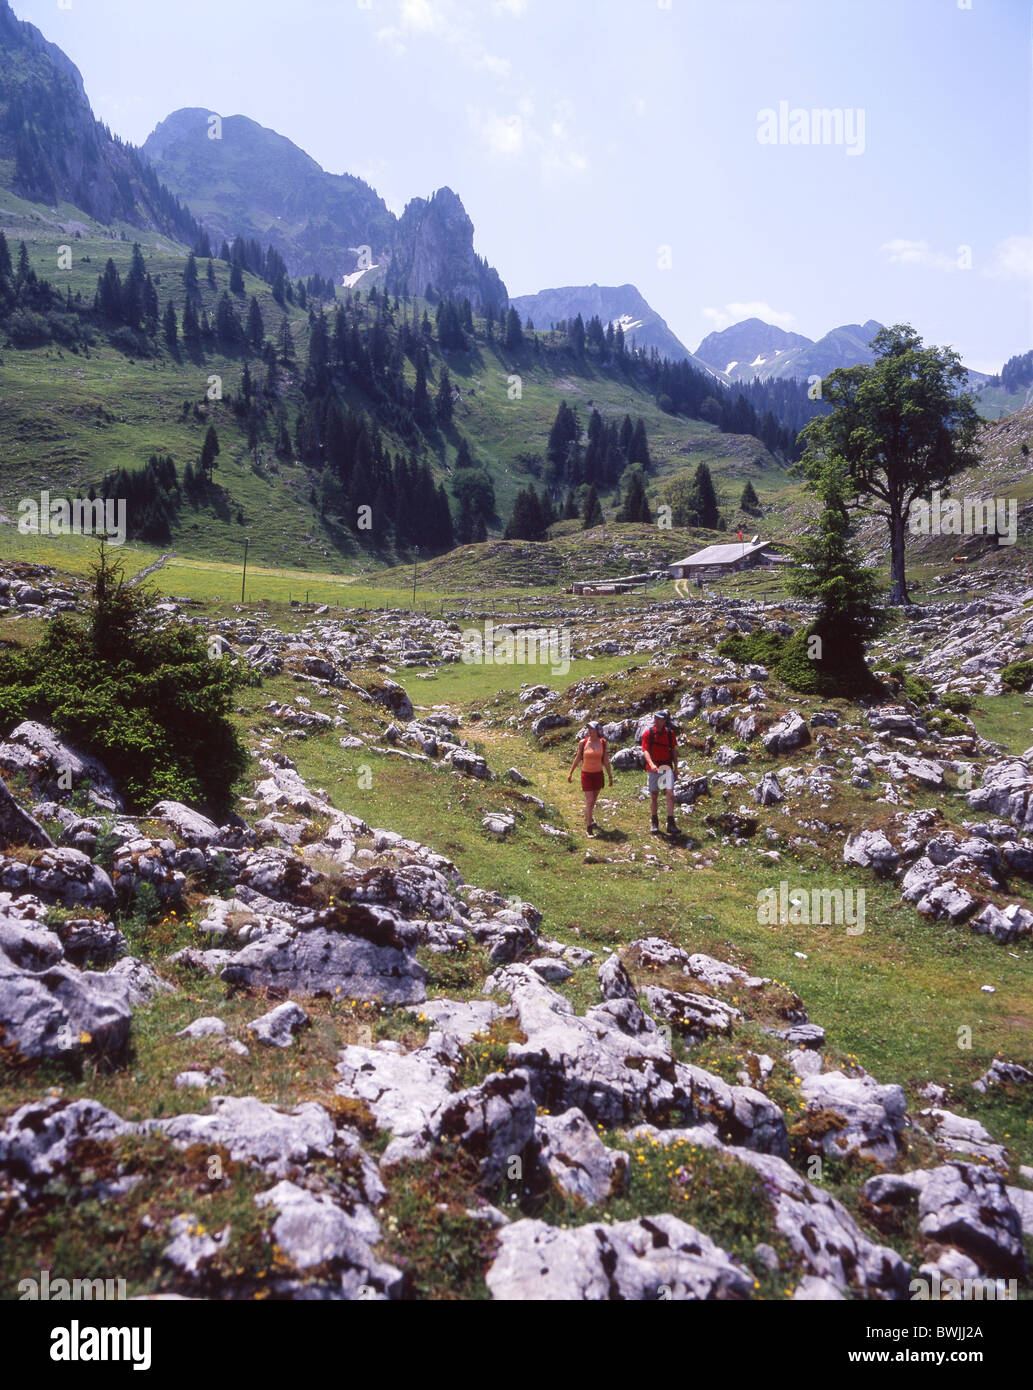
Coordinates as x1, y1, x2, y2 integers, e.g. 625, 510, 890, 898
470, 108, 524, 157
493, 0, 528, 14
981, 235, 1033, 281
376, 0, 512, 72
701, 302, 797, 332
401, 0, 440, 30
478, 52, 512, 77
879, 238, 958, 271
469, 100, 587, 175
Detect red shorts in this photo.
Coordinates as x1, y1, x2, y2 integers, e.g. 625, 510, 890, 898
581, 771, 605, 792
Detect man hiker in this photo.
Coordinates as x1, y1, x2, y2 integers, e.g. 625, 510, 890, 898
642, 709, 678, 835
568, 720, 612, 835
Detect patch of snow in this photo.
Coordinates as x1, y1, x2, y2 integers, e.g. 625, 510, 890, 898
725, 361, 739, 373
342, 264, 379, 289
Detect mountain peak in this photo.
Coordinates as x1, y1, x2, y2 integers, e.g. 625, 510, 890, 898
0, 3, 195, 238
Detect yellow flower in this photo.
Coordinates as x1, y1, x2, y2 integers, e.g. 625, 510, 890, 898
79, 1031, 92, 1045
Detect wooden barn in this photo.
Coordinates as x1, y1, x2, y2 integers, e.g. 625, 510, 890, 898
669, 539, 788, 580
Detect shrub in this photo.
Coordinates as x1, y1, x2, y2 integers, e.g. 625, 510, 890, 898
6, 308, 51, 346
109, 325, 152, 358
1001, 660, 1033, 692
884, 662, 932, 705
716, 630, 788, 668
940, 692, 972, 715
0, 545, 248, 815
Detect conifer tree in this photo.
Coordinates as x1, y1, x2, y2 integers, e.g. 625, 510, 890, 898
436, 365, 454, 425
163, 300, 178, 349
691, 462, 721, 529
582, 484, 603, 529
200, 425, 220, 483
246, 297, 264, 353
504, 306, 524, 352
783, 459, 886, 692
740, 480, 760, 513
618, 469, 651, 523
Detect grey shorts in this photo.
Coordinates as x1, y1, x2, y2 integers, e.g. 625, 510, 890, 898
647, 765, 675, 792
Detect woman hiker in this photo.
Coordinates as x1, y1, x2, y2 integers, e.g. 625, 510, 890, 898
643, 709, 679, 836
568, 720, 613, 835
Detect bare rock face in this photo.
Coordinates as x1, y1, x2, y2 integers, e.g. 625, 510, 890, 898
219, 906, 427, 1005
762, 712, 810, 754
0, 907, 134, 1066
0, 778, 54, 850
390, 187, 508, 311
534, 1107, 629, 1206
0, 847, 115, 911
0, 722, 123, 811
966, 758, 1033, 833
486, 1214, 753, 1301
798, 1070, 908, 1165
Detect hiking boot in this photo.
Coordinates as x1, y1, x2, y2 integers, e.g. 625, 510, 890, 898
586, 824, 595, 836
650, 818, 660, 835
666, 816, 679, 836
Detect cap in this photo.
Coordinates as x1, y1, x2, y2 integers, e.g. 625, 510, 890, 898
653, 709, 669, 720
587, 720, 602, 731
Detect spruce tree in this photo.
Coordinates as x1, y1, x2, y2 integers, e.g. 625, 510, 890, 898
582, 484, 603, 529
630, 418, 651, 470
434, 484, 455, 553
436, 366, 454, 425
163, 301, 178, 349
278, 317, 295, 364
229, 262, 245, 295
740, 480, 760, 513
200, 425, 220, 483
563, 489, 579, 520
691, 462, 721, 529
782, 459, 886, 693
504, 307, 524, 352
182, 299, 200, 349
618, 469, 651, 523
414, 357, 433, 426
246, 297, 264, 353
184, 253, 199, 294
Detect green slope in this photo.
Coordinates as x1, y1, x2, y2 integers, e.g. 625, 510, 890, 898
0, 192, 793, 575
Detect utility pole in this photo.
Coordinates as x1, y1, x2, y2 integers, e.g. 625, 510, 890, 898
241, 538, 249, 603
412, 546, 419, 609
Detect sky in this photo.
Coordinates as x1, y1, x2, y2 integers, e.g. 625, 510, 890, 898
11, 0, 1032, 371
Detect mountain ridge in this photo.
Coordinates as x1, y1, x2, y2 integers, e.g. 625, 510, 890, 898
0, 0, 197, 241
144, 106, 507, 309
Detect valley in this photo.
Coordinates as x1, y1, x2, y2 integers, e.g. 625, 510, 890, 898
0, 0, 1031, 1323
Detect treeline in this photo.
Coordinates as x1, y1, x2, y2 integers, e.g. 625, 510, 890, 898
546, 402, 651, 491
521, 308, 824, 460
0, 230, 93, 348
99, 454, 180, 543
989, 350, 1033, 394
3, 80, 199, 245
0, 228, 312, 361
